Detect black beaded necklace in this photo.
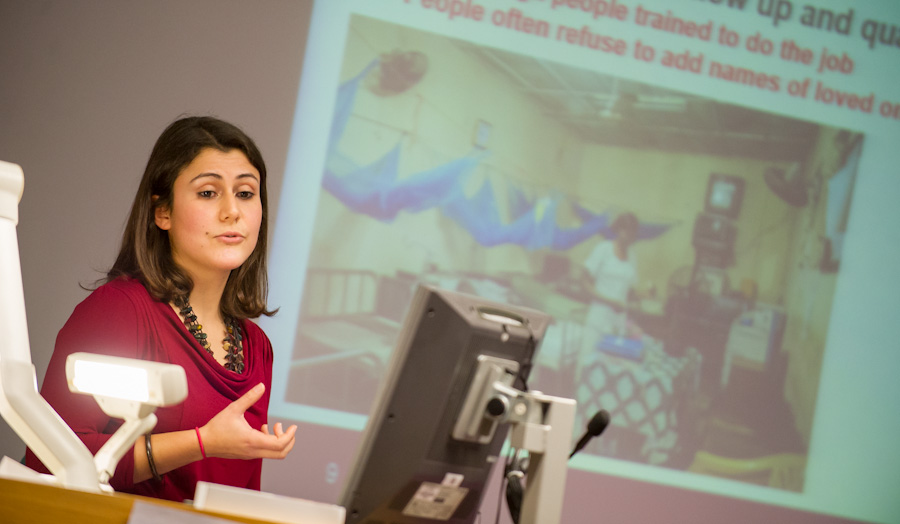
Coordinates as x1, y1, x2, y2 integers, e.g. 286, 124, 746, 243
175, 296, 244, 374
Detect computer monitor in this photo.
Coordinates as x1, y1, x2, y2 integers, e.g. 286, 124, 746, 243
704, 173, 745, 219
339, 284, 551, 523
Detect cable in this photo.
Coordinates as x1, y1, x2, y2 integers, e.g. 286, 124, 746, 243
495, 446, 517, 524
504, 449, 527, 524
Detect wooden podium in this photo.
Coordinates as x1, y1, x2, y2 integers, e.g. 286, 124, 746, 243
0, 477, 278, 524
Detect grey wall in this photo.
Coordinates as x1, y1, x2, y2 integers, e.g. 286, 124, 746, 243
0, 0, 311, 463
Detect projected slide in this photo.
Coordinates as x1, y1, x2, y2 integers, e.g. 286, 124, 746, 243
262, 2, 899, 523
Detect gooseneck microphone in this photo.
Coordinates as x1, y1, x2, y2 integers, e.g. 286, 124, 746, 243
569, 410, 611, 459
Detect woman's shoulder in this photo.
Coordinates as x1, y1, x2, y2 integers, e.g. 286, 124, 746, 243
82, 277, 154, 306
71, 277, 160, 322
240, 318, 273, 359
240, 318, 270, 344
595, 238, 615, 251
586, 239, 615, 261
59, 278, 164, 358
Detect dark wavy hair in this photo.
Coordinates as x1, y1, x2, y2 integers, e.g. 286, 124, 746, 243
611, 212, 639, 239
105, 116, 274, 319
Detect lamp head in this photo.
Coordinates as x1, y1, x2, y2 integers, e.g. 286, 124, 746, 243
65, 352, 187, 419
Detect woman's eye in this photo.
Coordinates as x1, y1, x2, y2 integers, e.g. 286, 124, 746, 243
237, 191, 256, 200
198, 190, 216, 198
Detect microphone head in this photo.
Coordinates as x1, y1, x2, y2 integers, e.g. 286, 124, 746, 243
587, 410, 611, 436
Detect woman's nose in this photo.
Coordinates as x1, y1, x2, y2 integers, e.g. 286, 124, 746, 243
220, 194, 240, 221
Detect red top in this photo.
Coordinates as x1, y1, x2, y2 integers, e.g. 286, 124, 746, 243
25, 278, 273, 502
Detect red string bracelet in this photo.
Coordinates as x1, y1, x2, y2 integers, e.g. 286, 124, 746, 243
195, 427, 207, 459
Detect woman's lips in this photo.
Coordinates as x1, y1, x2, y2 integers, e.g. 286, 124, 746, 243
216, 232, 245, 244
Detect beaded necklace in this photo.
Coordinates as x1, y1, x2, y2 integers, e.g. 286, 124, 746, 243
175, 296, 244, 374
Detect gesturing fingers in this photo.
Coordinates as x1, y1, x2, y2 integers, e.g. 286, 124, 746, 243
260, 423, 283, 435
249, 422, 297, 459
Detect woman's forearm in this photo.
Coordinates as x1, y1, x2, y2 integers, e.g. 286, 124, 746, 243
133, 430, 204, 484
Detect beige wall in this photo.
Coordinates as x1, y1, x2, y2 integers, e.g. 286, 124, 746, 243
782, 127, 855, 443
575, 146, 801, 305
309, 15, 581, 277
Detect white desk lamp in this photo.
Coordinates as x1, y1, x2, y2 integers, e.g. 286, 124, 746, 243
0, 160, 187, 492
67, 352, 188, 485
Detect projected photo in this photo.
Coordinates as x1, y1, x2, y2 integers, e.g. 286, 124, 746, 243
283, 15, 863, 494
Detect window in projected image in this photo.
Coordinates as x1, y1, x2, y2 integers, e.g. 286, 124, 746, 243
277, 14, 864, 496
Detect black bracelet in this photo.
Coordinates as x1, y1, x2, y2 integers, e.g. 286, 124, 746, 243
145, 432, 161, 482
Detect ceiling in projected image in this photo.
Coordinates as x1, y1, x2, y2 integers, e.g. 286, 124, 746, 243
456, 40, 820, 162
284, 14, 864, 497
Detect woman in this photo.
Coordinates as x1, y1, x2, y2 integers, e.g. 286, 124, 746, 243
26, 116, 296, 501
580, 211, 641, 353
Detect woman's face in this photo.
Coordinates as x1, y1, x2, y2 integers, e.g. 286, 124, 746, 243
154, 148, 262, 283
615, 226, 637, 249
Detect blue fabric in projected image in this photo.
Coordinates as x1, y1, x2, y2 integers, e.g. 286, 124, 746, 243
323, 62, 671, 250
329, 61, 377, 149
323, 145, 480, 222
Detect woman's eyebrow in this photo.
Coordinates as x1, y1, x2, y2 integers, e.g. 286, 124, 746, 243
189, 172, 259, 183
190, 172, 222, 183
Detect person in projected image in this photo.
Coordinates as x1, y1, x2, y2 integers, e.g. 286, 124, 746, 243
25, 116, 297, 501
577, 211, 645, 360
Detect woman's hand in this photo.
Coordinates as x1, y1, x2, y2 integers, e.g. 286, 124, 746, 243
199, 383, 297, 460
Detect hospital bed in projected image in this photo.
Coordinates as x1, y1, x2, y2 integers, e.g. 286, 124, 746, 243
286, 269, 411, 415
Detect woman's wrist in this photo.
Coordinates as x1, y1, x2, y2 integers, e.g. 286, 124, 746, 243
195, 426, 207, 460
196, 425, 212, 460
145, 433, 161, 482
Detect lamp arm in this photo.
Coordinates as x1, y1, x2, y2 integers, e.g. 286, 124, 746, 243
1, 162, 182, 494
94, 413, 157, 487
0, 360, 100, 491
0, 205, 100, 492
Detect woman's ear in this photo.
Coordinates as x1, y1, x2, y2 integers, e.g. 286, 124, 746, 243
152, 196, 171, 230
